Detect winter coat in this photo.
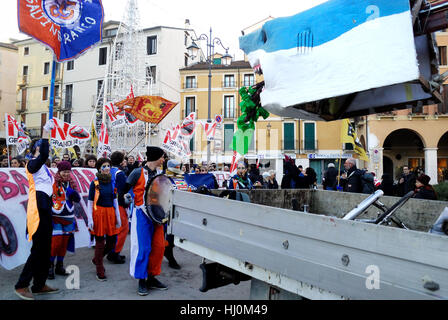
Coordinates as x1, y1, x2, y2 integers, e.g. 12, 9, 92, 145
398, 173, 416, 196
323, 167, 338, 190
343, 167, 363, 193
378, 182, 396, 197
414, 186, 437, 200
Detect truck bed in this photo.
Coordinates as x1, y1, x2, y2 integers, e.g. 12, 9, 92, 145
169, 189, 448, 299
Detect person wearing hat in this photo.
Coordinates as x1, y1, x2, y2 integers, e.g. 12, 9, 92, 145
123, 146, 168, 296
87, 157, 122, 281
106, 151, 128, 264
414, 174, 437, 200
15, 119, 59, 300
48, 161, 81, 280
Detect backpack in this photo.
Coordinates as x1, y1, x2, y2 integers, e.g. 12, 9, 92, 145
360, 171, 375, 194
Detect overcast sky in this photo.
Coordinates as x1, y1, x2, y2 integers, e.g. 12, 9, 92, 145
1, 0, 327, 59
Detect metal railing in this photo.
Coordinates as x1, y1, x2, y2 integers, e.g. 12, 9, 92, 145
222, 81, 237, 88
281, 139, 300, 152
301, 139, 318, 152
183, 82, 197, 89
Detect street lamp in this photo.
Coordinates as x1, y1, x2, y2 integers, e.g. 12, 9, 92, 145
187, 27, 229, 165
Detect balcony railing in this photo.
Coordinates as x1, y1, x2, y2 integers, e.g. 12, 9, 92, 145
64, 99, 72, 110
27, 128, 41, 139
222, 81, 236, 88
183, 82, 197, 89
91, 94, 104, 108
301, 139, 318, 152
18, 75, 28, 87
281, 139, 299, 152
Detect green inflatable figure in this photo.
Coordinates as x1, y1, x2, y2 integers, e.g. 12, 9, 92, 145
231, 82, 269, 155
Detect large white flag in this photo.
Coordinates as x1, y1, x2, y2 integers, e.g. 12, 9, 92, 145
50, 118, 90, 149
104, 102, 126, 129
97, 123, 111, 158
5, 113, 29, 154
161, 112, 196, 160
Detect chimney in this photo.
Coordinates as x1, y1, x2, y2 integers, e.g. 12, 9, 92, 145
185, 19, 190, 29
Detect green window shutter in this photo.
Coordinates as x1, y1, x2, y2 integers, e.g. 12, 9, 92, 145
304, 122, 315, 150
224, 124, 234, 152
283, 123, 295, 150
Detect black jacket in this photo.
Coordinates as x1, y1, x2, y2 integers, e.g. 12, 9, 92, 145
249, 169, 264, 189
323, 167, 338, 190
343, 167, 363, 193
378, 182, 396, 197
398, 173, 416, 196
414, 186, 437, 200
265, 179, 279, 189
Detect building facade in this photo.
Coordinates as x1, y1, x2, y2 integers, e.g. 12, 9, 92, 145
0, 42, 18, 153
12, 20, 200, 156
13, 38, 63, 139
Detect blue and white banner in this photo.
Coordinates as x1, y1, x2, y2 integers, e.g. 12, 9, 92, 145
239, 0, 418, 118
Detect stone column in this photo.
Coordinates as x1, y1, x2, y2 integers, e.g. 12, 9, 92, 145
424, 148, 438, 184
276, 157, 284, 178
370, 147, 383, 178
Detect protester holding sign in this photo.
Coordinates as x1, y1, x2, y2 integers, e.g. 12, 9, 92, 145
14, 119, 59, 300
48, 161, 81, 280
87, 158, 122, 281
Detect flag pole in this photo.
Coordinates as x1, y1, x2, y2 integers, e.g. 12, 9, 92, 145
49, 57, 57, 120
7, 145, 11, 168
337, 152, 342, 190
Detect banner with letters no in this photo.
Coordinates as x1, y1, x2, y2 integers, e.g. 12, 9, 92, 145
50, 118, 91, 149
0, 168, 96, 270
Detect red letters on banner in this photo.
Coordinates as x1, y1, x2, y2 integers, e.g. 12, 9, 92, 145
0, 172, 19, 201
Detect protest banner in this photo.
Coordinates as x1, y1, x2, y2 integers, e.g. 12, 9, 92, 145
50, 118, 90, 149
104, 102, 126, 129
161, 112, 196, 160
97, 123, 111, 158
5, 114, 30, 155
0, 168, 96, 270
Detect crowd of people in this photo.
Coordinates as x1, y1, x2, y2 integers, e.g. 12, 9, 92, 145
3, 119, 440, 300
319, 159, 438, 200
2, 149, 439, 201
11, 119, 186, 300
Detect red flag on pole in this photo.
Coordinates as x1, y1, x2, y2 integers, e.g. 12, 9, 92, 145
230, 150, 239, 176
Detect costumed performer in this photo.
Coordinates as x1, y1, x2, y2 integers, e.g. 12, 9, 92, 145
87, 157, 122, 281
124, 146, 167, 296
14, 119, 59, 300
48, 160, 80, 279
